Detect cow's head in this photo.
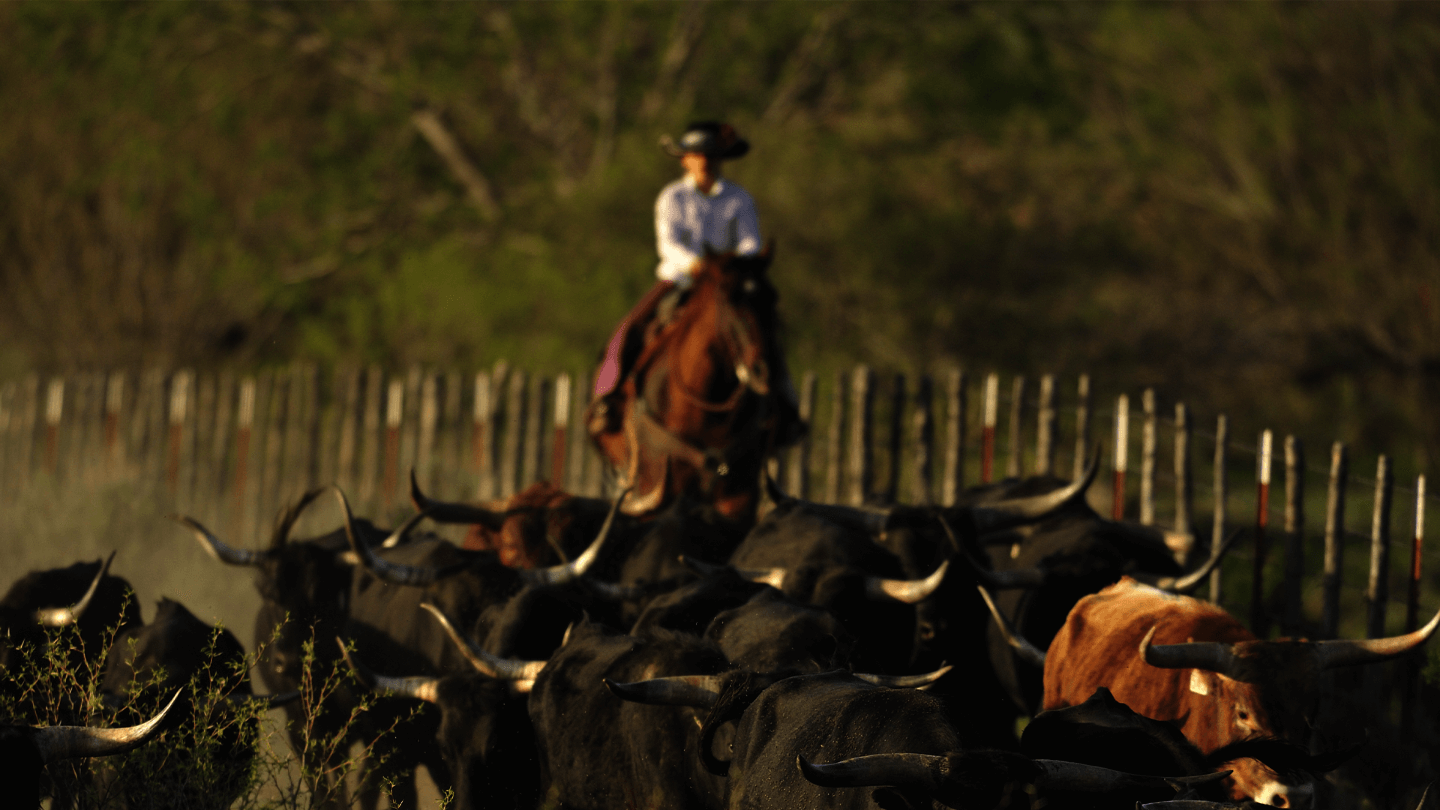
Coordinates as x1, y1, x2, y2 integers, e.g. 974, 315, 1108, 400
1140, 611, 1438, 806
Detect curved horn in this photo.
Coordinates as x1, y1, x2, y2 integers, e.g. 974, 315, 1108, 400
603, 675, 723, 708
270, 488, 326, 550
621, 458, 669, 516
1139, 625, 1240, 676
978, 585, 1047, 668
419, 603, 547, 681
34, 689, 182, 763
409, 469, 508, 530
678, 556, 787, 589
171, 514, 269, 567
520, 487, 628, 586
853, 664, 952, 689
969, 448, 1100, 530
942, 517, 1046, 590
337, 488, 457, 587
35, 551, 114, 627
797, 752, 943, 792
757, 464, 790, 522
336, 638, 439, 703
1138, 530, 1242, 593
1315, 606, 1440, 670
865, 560, 949, 604
1032, 760, 1231, 793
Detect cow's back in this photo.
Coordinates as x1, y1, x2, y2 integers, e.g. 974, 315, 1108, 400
1042, 578, 1253, 720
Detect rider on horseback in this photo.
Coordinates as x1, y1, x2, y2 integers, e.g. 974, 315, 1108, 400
590, 121, 804, 447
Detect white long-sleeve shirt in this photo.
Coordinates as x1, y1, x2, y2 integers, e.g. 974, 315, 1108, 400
654, 175, 762, 285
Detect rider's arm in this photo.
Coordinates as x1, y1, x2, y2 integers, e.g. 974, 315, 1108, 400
732, 188, 762, 256
655, 185, 700, 286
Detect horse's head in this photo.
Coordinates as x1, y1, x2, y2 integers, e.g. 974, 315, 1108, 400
692, 243, 778, 317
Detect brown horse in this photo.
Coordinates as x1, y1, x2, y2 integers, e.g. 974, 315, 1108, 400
587, 248, 800, 521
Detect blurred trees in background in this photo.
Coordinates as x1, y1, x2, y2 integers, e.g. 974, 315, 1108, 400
2, 2, 1440, 467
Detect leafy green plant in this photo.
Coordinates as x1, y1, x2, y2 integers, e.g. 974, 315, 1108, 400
0, 617, 407, 809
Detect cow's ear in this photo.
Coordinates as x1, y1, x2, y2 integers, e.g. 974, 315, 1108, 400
872, 788, 918, 810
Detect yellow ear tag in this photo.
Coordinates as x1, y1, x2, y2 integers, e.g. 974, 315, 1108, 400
1189, 670, 1209, 696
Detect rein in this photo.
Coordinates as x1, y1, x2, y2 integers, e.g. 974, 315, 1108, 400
619, 272, 776, 495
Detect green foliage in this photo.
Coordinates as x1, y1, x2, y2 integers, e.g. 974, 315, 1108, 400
4, 2, 1440, 469
0, 620, 399, 809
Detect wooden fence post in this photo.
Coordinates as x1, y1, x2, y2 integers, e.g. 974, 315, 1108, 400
1113, 394, 1129, 521
523, 375, 548, 490
210, 371, 235, 519
105, 373, 124, 476
1367, 454, 1393, 639
569, 372, 592, 494
191, 373, 216, 517
846, 365, 873, 507
1073, 374, 1091, 480
1211, 414, 1229, 605
235, 376, 256, 539
359, 365, 382, 505
1252, 429, 1273, 637
552, 373, 570, 486
1036, 374, 1056, 476
1140, 389, 1156, 525
1282, 436, 1305, 636
79, 374, 104, 487
474, 371, 494, 499
941, 368, 965, 505
442, 370, 464, 500
258, 371, 284, 535
787, 371, 816, 499
419, 372, 440, 494
1404, 475, 1426, 736
1174, 403, 1194, 538
398, 367, 422, 502
909, 375, 933, 505
883, 373, 905, 503
501, 369, 526, 499
1366, 454, 1394, 709
1321, 442, 1349, 639
334, 367, 360, 496
825, 370, 846, 504
981, 373, 998, 484
44, 377, 64, 477
1408, 475, 1427, 633
384, 376, 403, 509
166, 371, 190, 495
1007, 375, 1026, 479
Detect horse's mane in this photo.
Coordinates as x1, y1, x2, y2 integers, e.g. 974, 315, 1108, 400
690, 251, 783, 340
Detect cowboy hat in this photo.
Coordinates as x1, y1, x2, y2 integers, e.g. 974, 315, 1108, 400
659, 121, 750, 159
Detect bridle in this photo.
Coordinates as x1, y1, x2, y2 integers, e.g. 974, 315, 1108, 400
619, 267, 777, 499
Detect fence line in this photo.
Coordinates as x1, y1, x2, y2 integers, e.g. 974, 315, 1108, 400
3, 365, 1437, 633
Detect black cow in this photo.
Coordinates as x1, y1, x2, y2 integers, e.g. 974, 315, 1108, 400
2, 691, 177, 809
652, 669, 1228, 810
529, 621, 733, 810
335, 488, 623, 805
175, 489, 416, 808
99, 597, 290, 810
412, 475, 749, 624
630, 567, 856, 673
0, 553, 141, 688
337, 594, 566, 810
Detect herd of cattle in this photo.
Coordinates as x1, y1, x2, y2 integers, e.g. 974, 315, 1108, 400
3, 454, 1438, 809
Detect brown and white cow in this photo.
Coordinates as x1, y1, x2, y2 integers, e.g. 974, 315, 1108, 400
1042, 576, 1440, 809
